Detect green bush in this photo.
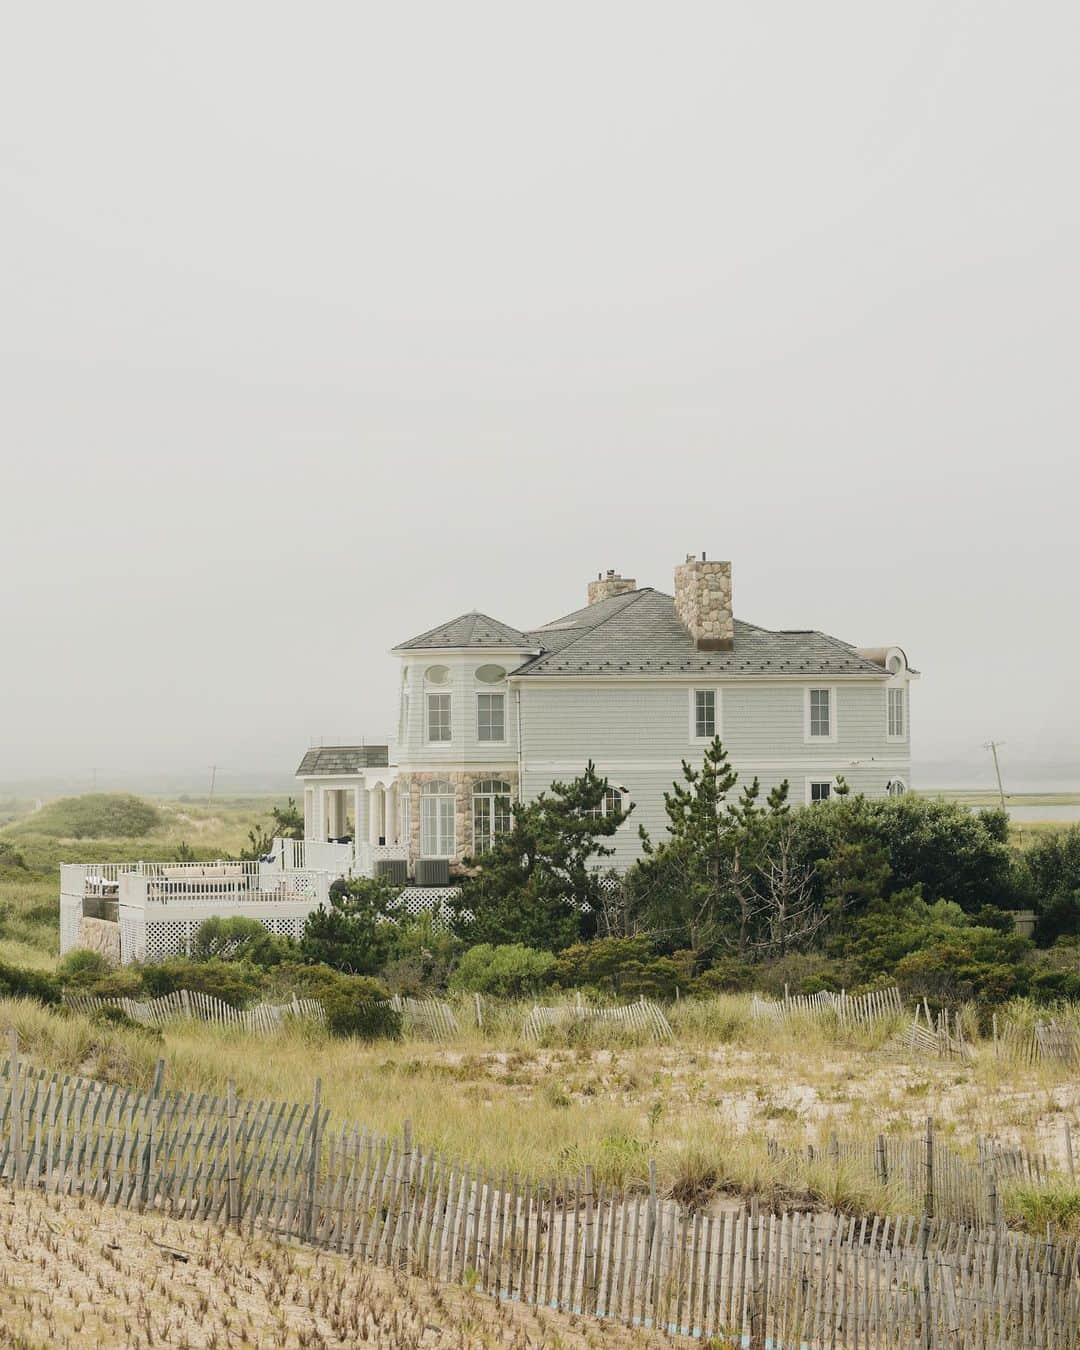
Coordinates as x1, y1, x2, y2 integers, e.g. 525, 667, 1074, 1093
14, 793, 162, 839
0, 960, 60, 1005
450, 943, 555, 998
320, 974, 401, 1040
57, 949, 115, 988
0, 841, 27, 870
192, 916, 292, 965
137, 958, 264, 1007
550, 937, 692, 999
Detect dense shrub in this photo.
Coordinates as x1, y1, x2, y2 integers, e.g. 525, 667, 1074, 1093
16, 793, 161, 839
1018, 825, 1080, 943
192, 916, 293, 965
0, 841, 27, 870
137, 958, 264, 1007
0, 960, 60, 1005
450, 943, 555, 998
57, 949, 114, 988
318, 973, 401, 1040
550, 937, 694, 999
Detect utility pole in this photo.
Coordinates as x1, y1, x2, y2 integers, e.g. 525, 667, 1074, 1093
983, 741, 1007, 811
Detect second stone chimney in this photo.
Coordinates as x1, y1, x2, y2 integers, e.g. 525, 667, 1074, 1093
674, 553, 734, 650
587, 569, 637, 606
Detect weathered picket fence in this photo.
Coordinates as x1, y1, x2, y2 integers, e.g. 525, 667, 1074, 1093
906, 1002, 973, 1061
995, 1014, 1080, 1069
751, 985, 904, 1030
63, 991, 459, 1040
64, 990, 326, 1032
1, 1032, 1078, 1348
522, 996, 673, 1043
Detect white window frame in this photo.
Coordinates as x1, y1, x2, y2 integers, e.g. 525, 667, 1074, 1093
420, 781, 456, 857
475, 691, 506, 744
585, 786, 626, 821
688, 688, 720, 742
471, 778, 513, 854
426, 691, 452, 744
806, 778, 835, 805
887, 778, 907, 797
886, 686, 906, 742
804, 687, 837, 744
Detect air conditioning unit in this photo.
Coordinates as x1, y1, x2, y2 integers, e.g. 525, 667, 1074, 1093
374, 859, 408, 887
415, 858, 450, 887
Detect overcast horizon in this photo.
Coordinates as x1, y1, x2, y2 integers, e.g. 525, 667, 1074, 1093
2, 4, 1078, 795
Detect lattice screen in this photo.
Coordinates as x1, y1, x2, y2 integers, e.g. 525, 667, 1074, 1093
59, 896, 82, 955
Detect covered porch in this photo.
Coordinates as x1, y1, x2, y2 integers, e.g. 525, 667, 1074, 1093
294, 745, 408, 878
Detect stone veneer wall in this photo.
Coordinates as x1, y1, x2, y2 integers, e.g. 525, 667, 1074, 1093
399, 770, 520, 866
673, 556, 733, 650
586, 571, 637, 605
79, 916, 121, 965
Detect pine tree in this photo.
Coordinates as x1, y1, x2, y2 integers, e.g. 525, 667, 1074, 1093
450, 762, 633, 951
632, 737, 789, 956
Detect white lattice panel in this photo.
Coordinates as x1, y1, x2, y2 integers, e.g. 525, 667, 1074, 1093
59, 895, 82, 955
145, 920, 194, 961
120, 915, 145, 964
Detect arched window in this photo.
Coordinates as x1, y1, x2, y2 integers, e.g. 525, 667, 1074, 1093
887, 779, 907, 797
586, 787, 624, 819
472, 779, 512, 854
421, 780, 456, 857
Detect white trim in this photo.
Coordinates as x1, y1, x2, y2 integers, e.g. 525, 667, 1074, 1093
425, 691, 452, 745
475, 689, 508, 745
885, 685, 907, 743
804, 686, 837, 744
521, 757, 912, 773
687, 687, 722, 744
508, 671, 890, 686
805, 777, 837, 805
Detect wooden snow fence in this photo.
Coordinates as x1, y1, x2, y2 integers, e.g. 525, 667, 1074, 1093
905, 1001, 973, 1061
751, 985, 904, 1031
2, 1034, 1078, 1348
522, 997, 673, 1043
64, 991, 326, 1033
388, 996, 458, 1040
996, 1015, 1080, 1069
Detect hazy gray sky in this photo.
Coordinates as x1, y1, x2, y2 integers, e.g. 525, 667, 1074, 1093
2, 3, 1077, 791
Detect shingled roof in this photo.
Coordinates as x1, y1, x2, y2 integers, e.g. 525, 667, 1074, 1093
296, 745, 389, 775
513, 589, 889, 678
393, 611, 537, 652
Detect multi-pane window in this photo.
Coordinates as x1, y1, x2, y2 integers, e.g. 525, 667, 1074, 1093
694, 689, 716, 738
426, 692, 451, 742
888, 687, 906, 738
808, 688, 832, 738
888, 779, 906, 797
809, 781, 832, 803
586, 787, 624, 819
472, 779, 513, 854
476, 692, 505, 742
420, 780, 455, 857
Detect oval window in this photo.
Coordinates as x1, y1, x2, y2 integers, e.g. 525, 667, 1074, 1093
425, 665, 450, 685
475, 664, 507, 684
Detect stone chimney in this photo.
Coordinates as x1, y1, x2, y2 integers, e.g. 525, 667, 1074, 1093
587, 569, 637, 606
674, 553, 734, 650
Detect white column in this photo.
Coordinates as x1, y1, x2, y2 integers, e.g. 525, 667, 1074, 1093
352, 784, 363, 843
368, 785, 381, 847
303, 788, 314, 838
385, 783, 398, 844
315, 787, 327, 842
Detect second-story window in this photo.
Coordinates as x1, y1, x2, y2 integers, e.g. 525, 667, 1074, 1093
427, 693, 451, 742
586, 787, 624, 819
477, 692, 505, 742
694, 689, 716, 739
808, 688, 833, 738
888, 687, 906, 738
